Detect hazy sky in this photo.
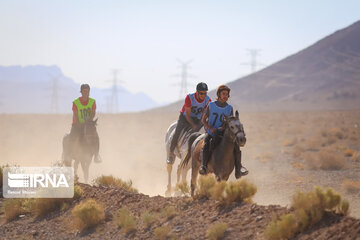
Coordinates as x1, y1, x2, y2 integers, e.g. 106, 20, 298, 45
1, 1, 359, 104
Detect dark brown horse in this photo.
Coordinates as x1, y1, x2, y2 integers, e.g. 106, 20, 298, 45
62, 119, 98, 183
182, 111, 246, 196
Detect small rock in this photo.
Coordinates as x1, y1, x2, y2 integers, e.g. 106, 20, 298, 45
31, 230, 38, 236
174, 226, 182, 233
19, 214, 25, 218
256, 216, 263, 222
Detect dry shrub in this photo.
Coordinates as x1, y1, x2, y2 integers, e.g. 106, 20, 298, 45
264, 213, 297, 240
222, 179, 257, 205
73, 185, 84, 200
93, 175, 138, 193
161, 206, 176, 220
342, 179, 360, 193
3, 199, 27, 222
206, 222, 228, 240
209, 181, 227, 201
304, 150, 346, 170
195, 175, 257, 205
282, 138, 297, 147
351, 151, 360, 162
175, 182, 190, 196
344, 149, 355, 157
115, 207, 137, 234
265, 187, 349, 240
154, 225, 171, 240
303, 137, 323, 151
72, 199, 105, 231
141, 210, 157, 228
33, 198, 69, 217
196, 175, 217, 198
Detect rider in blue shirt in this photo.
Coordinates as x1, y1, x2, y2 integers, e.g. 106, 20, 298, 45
199, 85, 248, 178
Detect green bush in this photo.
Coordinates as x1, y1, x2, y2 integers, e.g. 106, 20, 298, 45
115, 207, 137, 234
72, 199, 105, 231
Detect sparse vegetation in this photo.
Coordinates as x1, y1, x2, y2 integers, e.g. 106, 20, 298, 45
206, 222, 228, 240
264, 186, 349, 240
175, 181, 190, 196
73, 185, 84, 200
115, 207, 137, 234
195, 175, 257, 205
154, 225, 171, 240
141, 210, 157, 228
93, 175, 138, 193
304, 150, 346, 170
342, 179, 360, 193
33, 198, 69, 217
72, 199, 105, 231
161, 206, 176, 220
3, 199, 27, 222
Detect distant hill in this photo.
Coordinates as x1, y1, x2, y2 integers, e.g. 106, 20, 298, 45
157, 20, 360, 112
0, 65, 158, 113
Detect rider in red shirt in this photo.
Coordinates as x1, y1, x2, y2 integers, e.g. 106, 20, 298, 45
167, 82, 211, 164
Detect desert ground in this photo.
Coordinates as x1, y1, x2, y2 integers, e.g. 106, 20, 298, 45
0, 110, 359, 219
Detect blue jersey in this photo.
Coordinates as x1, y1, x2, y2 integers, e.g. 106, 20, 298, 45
183, 93, 210, 120
206, 102, 233, 135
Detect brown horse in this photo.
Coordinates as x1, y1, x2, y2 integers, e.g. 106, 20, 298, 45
183, 111, 246, 196
62, 119, 98, 183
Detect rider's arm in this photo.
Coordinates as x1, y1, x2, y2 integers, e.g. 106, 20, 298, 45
72, 103, 79, 124
184, 107, 197, 130
90, 101, 96, 120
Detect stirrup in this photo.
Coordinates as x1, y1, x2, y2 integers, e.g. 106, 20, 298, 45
240, 167, 248, 176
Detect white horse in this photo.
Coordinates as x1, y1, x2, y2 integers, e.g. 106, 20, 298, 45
165, 121, 201, 196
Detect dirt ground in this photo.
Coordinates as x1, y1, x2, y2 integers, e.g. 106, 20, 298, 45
0, 110, 360, 239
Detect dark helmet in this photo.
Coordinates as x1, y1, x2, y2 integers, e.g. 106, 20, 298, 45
80, 84, 90, 92
216, 84, 230, 98
196, 82, 208, 91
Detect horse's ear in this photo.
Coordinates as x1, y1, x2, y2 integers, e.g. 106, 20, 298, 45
223, 114, 228, 122
235, 110, 239, 119
94, 118, 98, 124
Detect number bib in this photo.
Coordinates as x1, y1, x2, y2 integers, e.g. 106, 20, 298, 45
183, 93, 210, 120
74, 97, 95, 123
206, 102, 232, 136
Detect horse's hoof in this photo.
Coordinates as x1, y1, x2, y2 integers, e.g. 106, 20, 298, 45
165, 189, 172, 197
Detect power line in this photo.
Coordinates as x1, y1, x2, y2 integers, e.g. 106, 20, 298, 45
108, 69, 124, 113
241, 49, 265, 74
173, 59, 195, 99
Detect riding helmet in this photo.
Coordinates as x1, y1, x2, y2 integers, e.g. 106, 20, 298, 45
196, 82, 208, 91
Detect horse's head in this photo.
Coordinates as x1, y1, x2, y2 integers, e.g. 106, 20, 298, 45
224, 111, 246, 146
83, 118, 98, 143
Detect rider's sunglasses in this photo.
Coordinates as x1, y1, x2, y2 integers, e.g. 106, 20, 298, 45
198, 91, 207, 96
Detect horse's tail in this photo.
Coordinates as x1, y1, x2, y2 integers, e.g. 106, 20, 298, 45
180, 132, 202, 170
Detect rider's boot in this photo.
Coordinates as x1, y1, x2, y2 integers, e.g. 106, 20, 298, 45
199, 148, 210, 175
234, 147, 248, 179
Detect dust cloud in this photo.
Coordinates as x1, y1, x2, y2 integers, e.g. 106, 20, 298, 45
1, 111, 359, 217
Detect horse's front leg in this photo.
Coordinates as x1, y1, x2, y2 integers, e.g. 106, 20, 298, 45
74, 159, 80, 181
165, 163, 173, 197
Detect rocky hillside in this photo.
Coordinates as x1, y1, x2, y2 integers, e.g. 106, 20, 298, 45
0, 183, 359, 239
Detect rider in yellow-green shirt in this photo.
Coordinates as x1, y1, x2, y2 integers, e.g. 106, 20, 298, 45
69, 84, 101, 163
